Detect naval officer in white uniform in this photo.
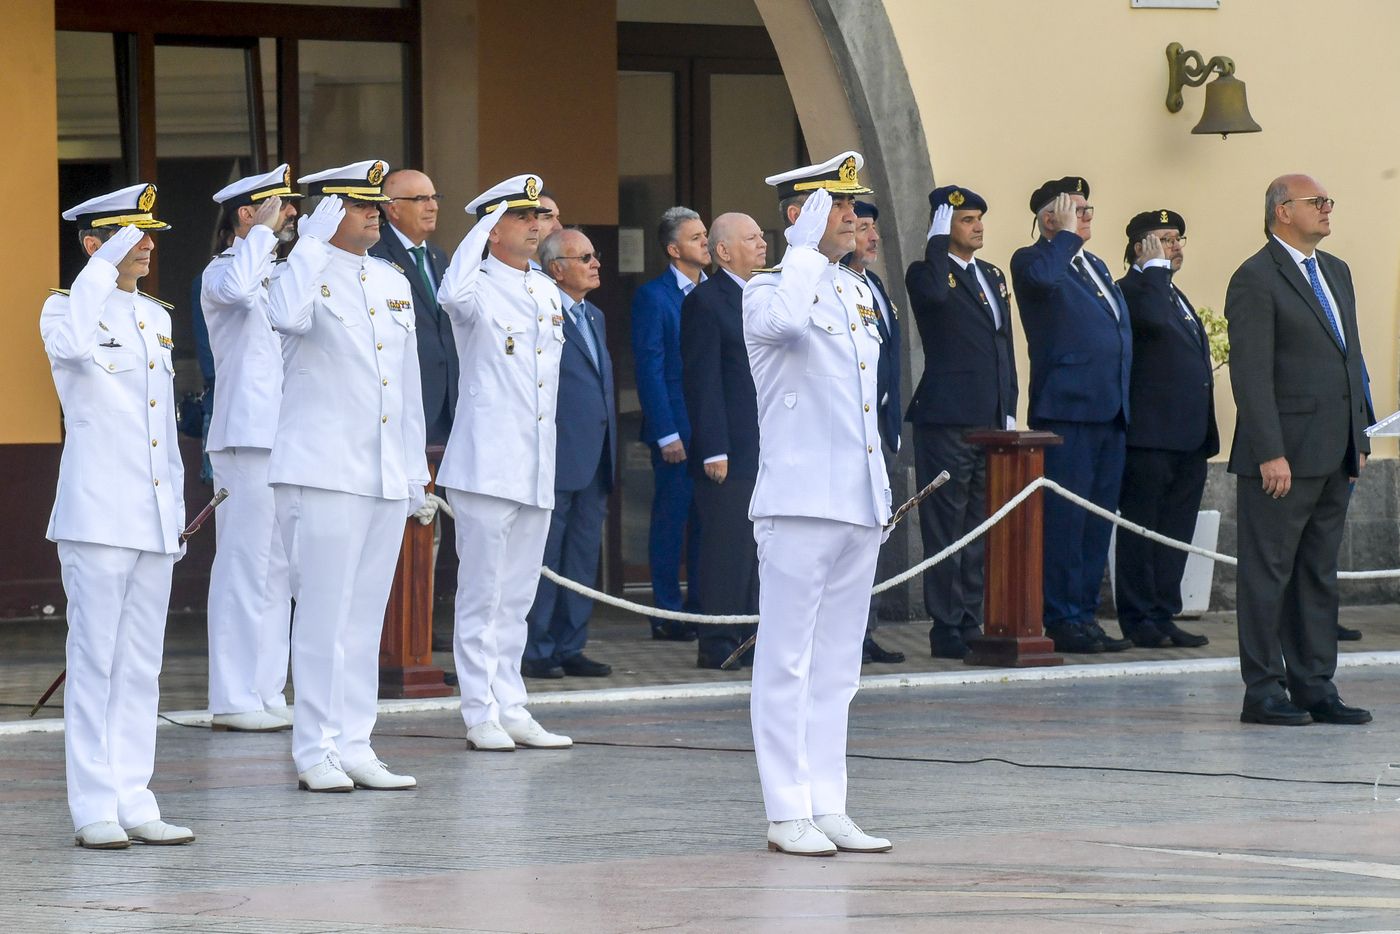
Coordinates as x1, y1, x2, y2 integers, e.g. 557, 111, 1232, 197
743, 152, 895, 857
43, 184, 194, 848
202, 164, 300, 733
436, 175, 572, 751
267, 159, 430, 792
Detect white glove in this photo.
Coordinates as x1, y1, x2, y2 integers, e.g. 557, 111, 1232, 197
784, 187, 831, 250
473, 200, 511, 233
928, 203, 953, 240
406, 483, 427, 516
92, 225, 144, 267
298, 194, 344, 243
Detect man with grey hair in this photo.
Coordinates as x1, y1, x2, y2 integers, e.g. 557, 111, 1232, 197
1226, 173, 1372, 726
631, 206, 710, 639
523, 228, 616, 679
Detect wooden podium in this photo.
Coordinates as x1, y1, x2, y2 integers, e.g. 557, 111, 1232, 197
962, 430, 1064, 668
379, 447, 452, 698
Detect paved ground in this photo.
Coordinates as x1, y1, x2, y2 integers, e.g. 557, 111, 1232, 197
6, 629, 1400, 930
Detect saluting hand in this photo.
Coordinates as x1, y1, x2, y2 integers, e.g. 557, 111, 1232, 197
928, 203, 953, 241
92, 225, 144, 267
297, 194, 344, 243
1138, 233, 1166, 263
785, 187, 831, 251
1049, 193, 1077, 236
253, 195, 283, 231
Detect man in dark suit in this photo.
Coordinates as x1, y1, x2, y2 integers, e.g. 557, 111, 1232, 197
523, 228, 617, 679
1114, 210, 1217, 649
1226, 174, 1372, 726
1011, 176, 1133, 655
680, 212, 764, 668
841, 201, 904, 664
370, 169, 456, 444
905, 185, 1017, 659
631, 207, 710, 640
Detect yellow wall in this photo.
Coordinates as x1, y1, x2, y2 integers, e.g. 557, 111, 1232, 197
885, 0, 1400, 460
9, 0, 61, 444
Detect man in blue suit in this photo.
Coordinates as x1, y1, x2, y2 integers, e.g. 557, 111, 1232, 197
1114, 209, 1216, 649
1010, 176, 1133, 654
523, 228, 617, 678
631, 207, 710, 639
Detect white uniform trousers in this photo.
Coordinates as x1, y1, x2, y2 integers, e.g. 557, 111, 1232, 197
447, 488, 551, 729
208, 447, 291, 715
58, 541, 175, 831
750, 516, 881, 822
275, 485, 405, 773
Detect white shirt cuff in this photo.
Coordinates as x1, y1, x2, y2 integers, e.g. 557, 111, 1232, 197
703, 454, 727, 465
656, 433, 681, 448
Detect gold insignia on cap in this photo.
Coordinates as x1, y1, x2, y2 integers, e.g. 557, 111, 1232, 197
320, 284, 331, 298
1075, 178, 1084, 193
138, 185, 156, 212
524, 176, 540, 200
949, 190, 965, 208
839, 156, 858, 185
367, 161, 385, 185
1159, 210, 1170, 223
284, 165, 293, 188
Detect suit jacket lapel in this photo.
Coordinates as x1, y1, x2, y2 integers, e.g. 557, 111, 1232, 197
562, 300, 602, 375
1173, 283, 1211, 365
1268, 239, 1344, 355
386, 233, 439, 320
951, 262, 996, 330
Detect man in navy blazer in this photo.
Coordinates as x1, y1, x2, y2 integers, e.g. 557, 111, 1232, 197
369, 169, 456, 444
679, 213, 764, 668
1113, 210, 1217, 650
630, 207, 710, 639
1010, 176, 1133, 654
905, 185, 1017, 660
523, 229, 617, 678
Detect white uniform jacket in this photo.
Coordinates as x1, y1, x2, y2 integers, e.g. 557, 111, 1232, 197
436, 233, 564, 509
202, 225, 284, 452
266, 238, 429, 500
41, 258, 185, 554
742, 245, 891, 527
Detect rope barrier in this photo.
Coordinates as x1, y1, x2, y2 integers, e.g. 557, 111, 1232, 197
430, 478, 1400, 627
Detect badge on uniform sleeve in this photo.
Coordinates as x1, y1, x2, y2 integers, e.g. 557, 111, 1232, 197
320, 285, 331, 298
505, 336, 516, 355
948, 272, 957, 288
158, 334, 174, 349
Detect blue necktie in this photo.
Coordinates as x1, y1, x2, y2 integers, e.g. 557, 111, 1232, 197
1303, 256, 1345, 349
572, 302, 599, 368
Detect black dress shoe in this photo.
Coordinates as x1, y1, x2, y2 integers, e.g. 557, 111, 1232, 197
1336, 624, 1363, 642
929, 629, 969, 660
1161, 621, 1209, 648
560, 654, 612, 677
1121, 620, 1170, 648
520, 660, 565, 679
863, 635, 906, 664
696, 649, 735, 670
1240, 695, 1312, 725
443, 671, 459, 687
1084, 621, 1131, 652
1307, 696, 1372, 725
1045, 622, 1103, 654
652, 623, 698, 642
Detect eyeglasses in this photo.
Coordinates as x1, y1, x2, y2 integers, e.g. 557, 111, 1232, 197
1076, 205, 1095, 218
1158, 236, 1187, 246
1284, 196, 1335, 211
388, 194, 443, 204
557, 251, 602, 263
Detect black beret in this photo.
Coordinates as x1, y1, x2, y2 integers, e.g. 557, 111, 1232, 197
853, 200, 879, 221
1125, 209, 1186, 241
1028, 176, 1090, 213
928, 185, 988, 214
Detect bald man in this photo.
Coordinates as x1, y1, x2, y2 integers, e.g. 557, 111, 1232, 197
370, 169, 456, 444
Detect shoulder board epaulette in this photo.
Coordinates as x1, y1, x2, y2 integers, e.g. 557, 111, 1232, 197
367, 255, 403, 273
212, 253, 233, 261
389, 261, 406, 275
48, 288, 71, 297
138, 291, 174, 310
750, 266, 782, 275
272, 257, 287, 265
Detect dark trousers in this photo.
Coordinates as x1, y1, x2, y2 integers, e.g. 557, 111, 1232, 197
1235, 466, 1349, 708
524, 459, 609, 665
692, 467, 759, 663
1035, 418, 1126, 628
1114, 446, 1208, 631
647, 449, 701, 618
912, 424, 986, 635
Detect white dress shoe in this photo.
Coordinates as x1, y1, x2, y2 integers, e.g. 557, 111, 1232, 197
813, 813, 892, 853
126, 819, 195, 845
465, 720, 516, 751
74, 821, 130, 849
212, 710, 292, 732
503, 717, 572, 749
264, 704, 293, 726
297, 753, 354, 792
767, 819, 837, 857
345, 759, 417, 790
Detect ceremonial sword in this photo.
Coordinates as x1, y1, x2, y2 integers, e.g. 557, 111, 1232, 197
719, 470, 951, 671
27, 488, 229, 718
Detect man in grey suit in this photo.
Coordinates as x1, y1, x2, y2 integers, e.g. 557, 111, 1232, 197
1226, 174, 1373, 726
